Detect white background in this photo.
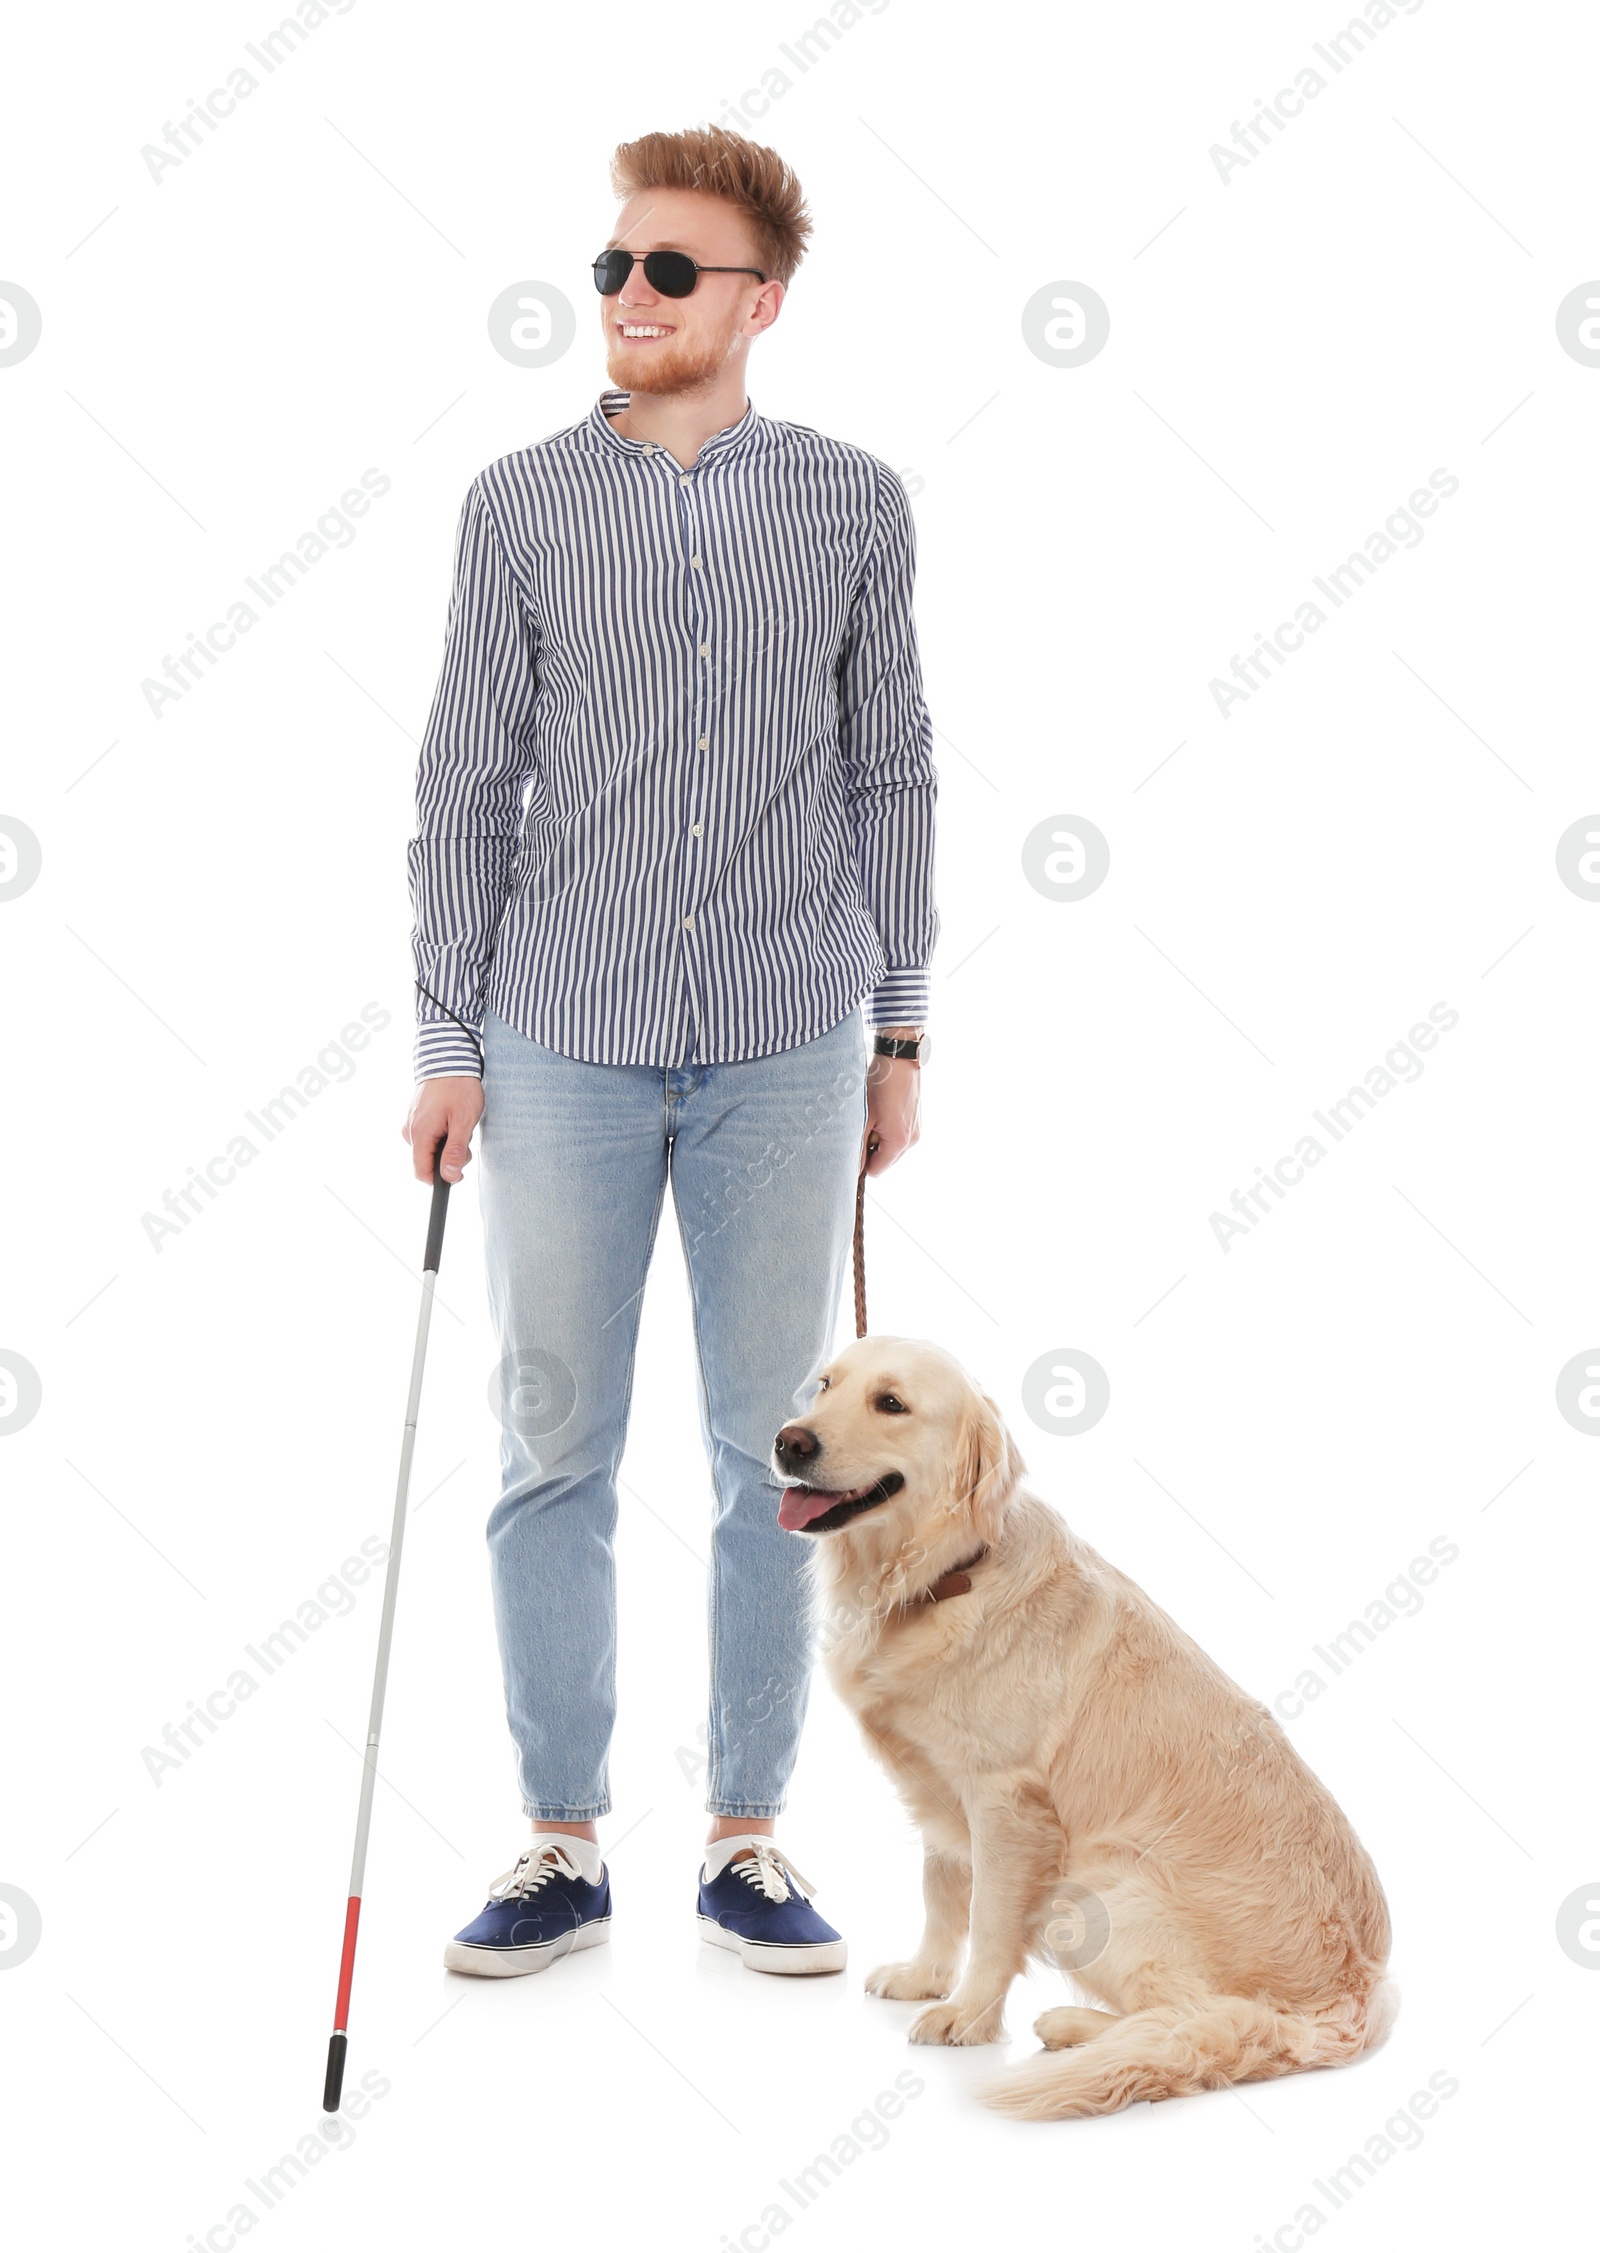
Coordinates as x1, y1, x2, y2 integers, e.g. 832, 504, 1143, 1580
2, 0, 1595, 2245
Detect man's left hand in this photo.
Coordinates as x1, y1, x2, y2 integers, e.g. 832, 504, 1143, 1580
860, 1049, 922, 1176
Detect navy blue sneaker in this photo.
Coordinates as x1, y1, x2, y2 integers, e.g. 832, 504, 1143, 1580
697, 1835, 847, 1975
444, 1837, 612, 1978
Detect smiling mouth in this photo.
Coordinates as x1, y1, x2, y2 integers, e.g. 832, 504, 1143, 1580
777, 1471, 905, 1534
616, 322, 674, 340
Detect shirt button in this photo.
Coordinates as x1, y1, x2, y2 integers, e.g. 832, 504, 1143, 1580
697, 735, 709, 749
642, 444, 657, 454
682, 912, 695, 930
679, 475, 691, 487
692, 822, 704, 837
698, 642, 711, 657
690, 555, 702, 569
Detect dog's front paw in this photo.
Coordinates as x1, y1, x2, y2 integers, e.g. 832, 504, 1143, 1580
865, 1960, 954, 2001
909, 1995, 1005, 2046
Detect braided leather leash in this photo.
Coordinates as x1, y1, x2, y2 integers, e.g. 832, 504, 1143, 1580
853, 1132, 879, 1339
852, 1136, 980, 1606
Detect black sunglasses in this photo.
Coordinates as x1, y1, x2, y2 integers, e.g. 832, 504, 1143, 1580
592, 247, 767, 299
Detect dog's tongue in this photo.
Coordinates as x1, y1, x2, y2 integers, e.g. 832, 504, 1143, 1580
778, 1484, 856, 1531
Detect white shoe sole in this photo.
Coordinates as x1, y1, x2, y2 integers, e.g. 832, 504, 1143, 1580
443, 1916, 611, 1979
698, 1914, 847, 1976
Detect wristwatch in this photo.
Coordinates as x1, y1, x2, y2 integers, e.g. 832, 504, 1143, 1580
873, 1031, 929, 1063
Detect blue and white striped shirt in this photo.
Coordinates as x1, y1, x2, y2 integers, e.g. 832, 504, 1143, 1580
407, 387, 939, 1080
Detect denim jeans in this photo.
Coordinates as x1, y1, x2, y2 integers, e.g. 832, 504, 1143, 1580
476, 1002, 869, 1820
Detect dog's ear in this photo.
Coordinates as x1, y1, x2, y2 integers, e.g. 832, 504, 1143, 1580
955, 1388, 1026, 1539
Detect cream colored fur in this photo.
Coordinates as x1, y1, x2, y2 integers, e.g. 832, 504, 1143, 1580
789, 1336, 1397, 2121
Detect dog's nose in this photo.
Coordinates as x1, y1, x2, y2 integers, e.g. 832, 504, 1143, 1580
774, 1422, 820, 1467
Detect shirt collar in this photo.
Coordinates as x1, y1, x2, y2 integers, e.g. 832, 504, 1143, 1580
590, 387, 761, 463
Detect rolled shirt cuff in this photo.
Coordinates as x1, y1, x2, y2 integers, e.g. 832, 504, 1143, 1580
864, 967, 930, 1029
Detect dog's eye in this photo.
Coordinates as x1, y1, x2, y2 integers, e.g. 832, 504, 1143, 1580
877, 1392, 908, 1414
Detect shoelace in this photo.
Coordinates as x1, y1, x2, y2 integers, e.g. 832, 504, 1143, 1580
486, 1839, 587, 1901
728, 1841, 816, 1904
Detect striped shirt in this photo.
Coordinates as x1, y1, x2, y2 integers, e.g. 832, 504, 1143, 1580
407, 386, 939, 1079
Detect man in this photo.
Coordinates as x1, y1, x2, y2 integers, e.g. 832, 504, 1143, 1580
402, 124, 938, 1981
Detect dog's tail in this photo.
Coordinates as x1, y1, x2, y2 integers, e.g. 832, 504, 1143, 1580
980, 1977, 1399, 2122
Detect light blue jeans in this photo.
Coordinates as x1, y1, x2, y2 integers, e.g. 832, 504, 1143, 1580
477, 1002, 869, 1819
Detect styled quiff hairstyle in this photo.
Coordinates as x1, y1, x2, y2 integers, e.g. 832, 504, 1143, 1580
609, 126, 813, 289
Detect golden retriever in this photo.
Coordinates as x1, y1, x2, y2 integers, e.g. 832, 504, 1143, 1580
772, 1335, 1396, 2120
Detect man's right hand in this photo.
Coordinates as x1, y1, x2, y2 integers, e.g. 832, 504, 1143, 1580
403, 1075, 485, 1185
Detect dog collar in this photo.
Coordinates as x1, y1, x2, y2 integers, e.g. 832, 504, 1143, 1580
917, 1545, 990, 1603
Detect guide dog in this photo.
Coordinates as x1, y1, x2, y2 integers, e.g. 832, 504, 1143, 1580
773, 1337, 1396, 2119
